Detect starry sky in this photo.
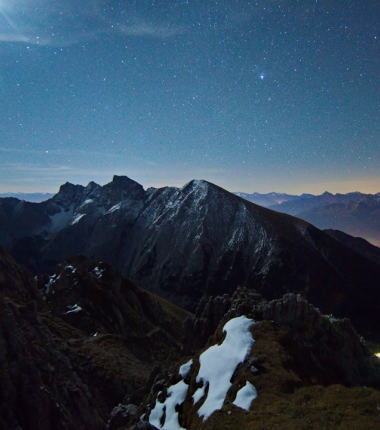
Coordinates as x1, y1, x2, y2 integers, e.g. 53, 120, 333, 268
1, 0, 379, 194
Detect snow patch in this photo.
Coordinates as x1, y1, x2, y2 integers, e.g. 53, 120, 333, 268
148, 316, 256, 428
92, 267, 105, 278
44, 274, 57, 294
232, 381, 257, 411
64, 304, 82, 314
49, 204, 74, 233
195, 316, 255, 421
107, 203, 121, 214
179, 359, 193, 379
81, 199, 93, 206
192, 384, 206, 404
149, 380, 188, 430
71, 213, 85, 225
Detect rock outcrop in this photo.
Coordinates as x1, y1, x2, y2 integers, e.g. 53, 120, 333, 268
0, 247, 190, 430
263, 293, 377, 387
135, 290, 380, 430
182, 288, 380, 388
0, 247, 106, 429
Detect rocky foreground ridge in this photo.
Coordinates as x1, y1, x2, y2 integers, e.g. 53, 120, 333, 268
1, 176, 380, 339
116, 288, 380, 430
0, 246, 190, 429
1, 246, 380, 429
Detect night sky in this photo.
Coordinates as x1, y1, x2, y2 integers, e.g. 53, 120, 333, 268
1, 1, 379, 194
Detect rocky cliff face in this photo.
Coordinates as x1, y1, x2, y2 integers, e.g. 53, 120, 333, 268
1, 176, 380, 338
0, 247, 189, 430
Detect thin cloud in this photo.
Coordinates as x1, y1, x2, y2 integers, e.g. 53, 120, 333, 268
1, 163, 73, 173
0, 33, 29, 42
0, 2, 187, 47
118, 22, 186, 39
0, 147, 159, 165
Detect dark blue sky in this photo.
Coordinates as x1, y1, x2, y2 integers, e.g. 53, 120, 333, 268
1, 0, 379, 194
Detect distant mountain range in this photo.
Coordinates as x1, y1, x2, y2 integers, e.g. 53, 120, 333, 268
235, 190, 380, 246
0, 192, 54, 202
234, 191, 302, 207
1, 175, 380, 337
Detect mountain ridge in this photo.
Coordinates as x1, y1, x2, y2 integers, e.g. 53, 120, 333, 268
1, 175, 380, 339
236, 190, 380, 247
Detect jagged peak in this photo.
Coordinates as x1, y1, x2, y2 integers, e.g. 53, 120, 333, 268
56, 182, 84, 194
98, 175, 146, 201
110, 175, 142, 187
85, 181, 100, 191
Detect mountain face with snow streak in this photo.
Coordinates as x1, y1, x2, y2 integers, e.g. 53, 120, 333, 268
1, 175, 380, 336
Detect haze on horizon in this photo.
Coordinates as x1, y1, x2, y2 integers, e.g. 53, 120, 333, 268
1, 1, 379, 196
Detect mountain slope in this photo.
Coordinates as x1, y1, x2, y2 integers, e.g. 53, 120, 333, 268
0, 246, 190, 429
297, 196, 380, 247
324, 229, 380, 264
